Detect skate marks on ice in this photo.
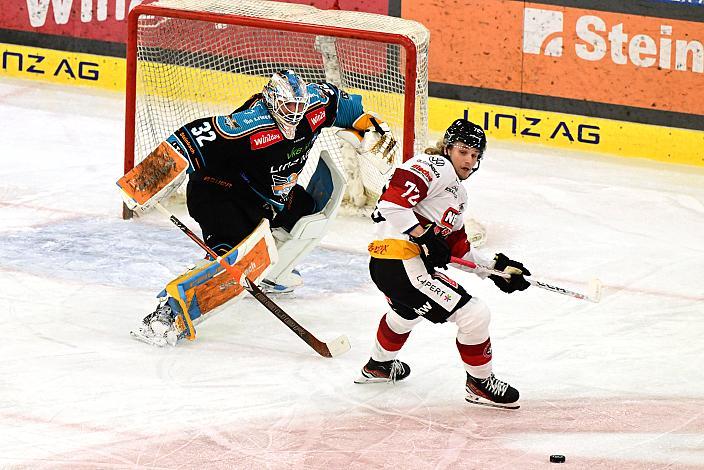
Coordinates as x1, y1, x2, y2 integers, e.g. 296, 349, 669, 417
0, 217, 203, 290
279, 246, 369, 296
0, 215, 369, 294
9, 397, 703, 469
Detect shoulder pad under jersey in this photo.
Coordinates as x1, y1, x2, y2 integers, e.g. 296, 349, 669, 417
214, 100, 276, 138
308, 82, 335, 105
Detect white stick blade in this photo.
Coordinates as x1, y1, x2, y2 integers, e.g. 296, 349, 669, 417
327, 335, 351, 357
588, 278, 603, 303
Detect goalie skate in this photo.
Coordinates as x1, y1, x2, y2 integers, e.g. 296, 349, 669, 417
130, 301, 181, 347
259, 269, 302, 296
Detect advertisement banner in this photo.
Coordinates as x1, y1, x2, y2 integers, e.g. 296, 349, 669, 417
404, 0, 704, 116
0, 0, 142, 43
0, 0, 389, 45
1, 43, 124, 89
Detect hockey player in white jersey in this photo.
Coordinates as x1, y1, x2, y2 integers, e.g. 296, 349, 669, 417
355, 118, 531, 409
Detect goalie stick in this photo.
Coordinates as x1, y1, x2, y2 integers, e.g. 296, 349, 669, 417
153, 203, 350, 358
450, 256, 602, 303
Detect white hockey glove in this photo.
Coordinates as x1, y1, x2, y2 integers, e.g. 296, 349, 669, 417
337, 112, 398, 175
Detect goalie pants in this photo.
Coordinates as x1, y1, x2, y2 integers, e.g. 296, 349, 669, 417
187, 173, 315, 254
369, 256, 495, 379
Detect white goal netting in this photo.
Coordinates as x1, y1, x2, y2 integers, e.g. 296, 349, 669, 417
125, 0, 430, 209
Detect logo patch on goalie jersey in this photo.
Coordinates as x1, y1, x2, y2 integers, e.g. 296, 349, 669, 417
251, 129, 284, 149
306, 108, 326, 132
271, 172, 298, 199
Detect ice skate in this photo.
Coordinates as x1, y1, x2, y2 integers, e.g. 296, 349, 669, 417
259, 269, 302, 296
130, 300, 179, 347
354, 358, 410, 384
465, 373, 520, 409
259, 278, 295, 295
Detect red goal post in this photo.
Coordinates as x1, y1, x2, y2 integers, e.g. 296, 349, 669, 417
123, 0, 430, 218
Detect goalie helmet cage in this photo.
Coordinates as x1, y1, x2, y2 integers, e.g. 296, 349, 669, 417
123, 0, 430, 218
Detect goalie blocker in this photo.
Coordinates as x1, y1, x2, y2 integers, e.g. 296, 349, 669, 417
117, 141, 188, 214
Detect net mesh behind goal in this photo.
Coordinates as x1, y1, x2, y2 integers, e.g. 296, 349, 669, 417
124, 0, 429, 212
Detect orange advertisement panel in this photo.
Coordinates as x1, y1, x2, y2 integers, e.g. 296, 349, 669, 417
403, 0, 704, 116
522, 3, 704, 115
403, 0, 525, 91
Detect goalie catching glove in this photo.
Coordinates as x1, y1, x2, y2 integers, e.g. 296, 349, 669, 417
336, 112, 399, 175
489, 253, 531, 293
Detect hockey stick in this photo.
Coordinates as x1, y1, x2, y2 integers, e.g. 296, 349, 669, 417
153, 203, 350, 357
450, 256, 602, 303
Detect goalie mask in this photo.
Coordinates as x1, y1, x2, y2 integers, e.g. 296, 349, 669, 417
443, 119, 486, 176
263, 70, 311, 139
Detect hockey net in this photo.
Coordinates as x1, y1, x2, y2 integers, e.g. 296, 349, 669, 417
124, 0, 430, 216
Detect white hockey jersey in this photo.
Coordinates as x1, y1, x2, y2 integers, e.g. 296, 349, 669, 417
367, 152, 492, 274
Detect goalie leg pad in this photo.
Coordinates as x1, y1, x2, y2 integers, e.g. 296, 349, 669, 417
138, 219, 278, 344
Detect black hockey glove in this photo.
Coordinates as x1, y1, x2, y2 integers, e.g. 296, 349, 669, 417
271, 184, 316, 232
410, 224, 451, 270
489, 253, 532, 294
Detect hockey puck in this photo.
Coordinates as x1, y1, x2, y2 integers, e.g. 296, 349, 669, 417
550, 455, 566, 463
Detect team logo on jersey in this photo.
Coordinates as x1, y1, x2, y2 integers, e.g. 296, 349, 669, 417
306, 108, 326, 132
251, 129, 284, 149
410, 164, 433, 183
166, 135, 189, 158
214, 115, 244, 138
441, 207, 460, 228
317, 82, 336, 100
271, 172, 299, 199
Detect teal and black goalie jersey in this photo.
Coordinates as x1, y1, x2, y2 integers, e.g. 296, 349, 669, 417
164, 82, 364, 210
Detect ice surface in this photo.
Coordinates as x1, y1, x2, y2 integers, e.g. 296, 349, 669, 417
1, 79, 703, 469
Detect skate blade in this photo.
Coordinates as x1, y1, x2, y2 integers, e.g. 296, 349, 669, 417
354, 375, 393, 384
130, 329, 168, 347
248, 287, 296, 298
465, 393, 520, 410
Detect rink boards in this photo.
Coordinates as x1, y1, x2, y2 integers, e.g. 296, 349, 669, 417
2, 41, 702, 168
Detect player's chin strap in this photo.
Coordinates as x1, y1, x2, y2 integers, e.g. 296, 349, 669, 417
263, 149, 347, 288
450, 256, 602, 303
